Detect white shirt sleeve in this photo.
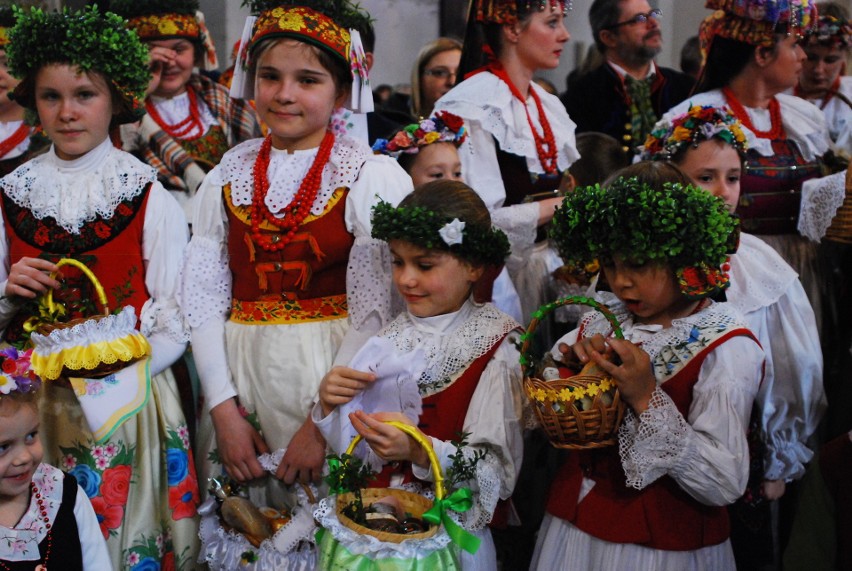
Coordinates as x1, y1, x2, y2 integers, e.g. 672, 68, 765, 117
74, 485, 113, 570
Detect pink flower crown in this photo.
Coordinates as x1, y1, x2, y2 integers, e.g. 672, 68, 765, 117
372, 111, 468, 158
0, 347, 41, 398
640, 105, 748, 161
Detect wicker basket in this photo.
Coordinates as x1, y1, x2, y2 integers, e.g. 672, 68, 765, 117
825, 169, 852, 244
521, 296, 626, 450
334, 421, 445, 543
29, 258, 150, 380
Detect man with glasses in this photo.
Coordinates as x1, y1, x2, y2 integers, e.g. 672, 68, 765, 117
561, 0, 694, 154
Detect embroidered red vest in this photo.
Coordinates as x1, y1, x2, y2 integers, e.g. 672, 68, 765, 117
1, 185, 151, 337
545, 328, 756, 551
224, 186, 353, 324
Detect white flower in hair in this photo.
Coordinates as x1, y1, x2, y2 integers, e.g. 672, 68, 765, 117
0, 375, 18, 395
439, 218, 466, 246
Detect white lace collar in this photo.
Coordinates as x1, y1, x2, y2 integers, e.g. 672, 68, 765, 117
727, 233, 798, 314
1, 138, 156, 233
0, 463, 63, 562
581, 292, 746, 362
220, 135, 370, 216
379, 299, 518, 394
435, 72, 580, 174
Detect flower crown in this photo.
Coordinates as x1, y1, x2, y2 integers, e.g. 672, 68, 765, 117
640, 105, 748, 161
0, 348, 41, 398
372, 112, 468, 158
475, 0, 571, 24
550, 178, 739, 299
807, 15, 852, 47
701, 0, 817, 50
371, 200, 510, 267
8, 6, 150, 124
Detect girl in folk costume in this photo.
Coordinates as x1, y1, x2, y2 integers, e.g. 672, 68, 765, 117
314, 181, 524, 570
180, 0, 412, 494
0, 7, 198, 570
665, 0, 832, 327
792, 3, 852, 157
531, 162, 764, 571
642, 107, 825, 567
373, 112, 523, 322
0, 358, 111, 570
0, 7, 46, 178
112, 0, 261, 215
434, 0, 579, 324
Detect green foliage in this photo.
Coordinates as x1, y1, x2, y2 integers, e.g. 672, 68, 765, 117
371, 200, 511, 267
109, 0, 200, 18
549, 177, 738, 271
444, 432, 487, 491
325, 452, 376, 524
241, 0, 373, 30
7, 5, 151, 104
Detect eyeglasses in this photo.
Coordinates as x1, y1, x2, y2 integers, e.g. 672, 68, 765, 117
604, 8, 662, 30
423, 67, 457, 81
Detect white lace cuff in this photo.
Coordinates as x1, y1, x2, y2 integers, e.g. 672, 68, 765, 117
799, 170, 846, 242
491, 203, 539, 265
764, 437, 815, 482
140, 297, 189, 343
619, 386, 690, 490
346, 236, 393, 332
180, 235, 232, 328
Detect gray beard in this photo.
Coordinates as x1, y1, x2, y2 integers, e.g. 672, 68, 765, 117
618, 44, 662, 68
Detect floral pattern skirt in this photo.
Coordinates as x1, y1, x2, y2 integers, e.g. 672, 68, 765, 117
40, 368, 200, 570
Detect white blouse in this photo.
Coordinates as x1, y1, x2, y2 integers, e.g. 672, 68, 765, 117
0, 120, 33, 161
0, 139, 189, 375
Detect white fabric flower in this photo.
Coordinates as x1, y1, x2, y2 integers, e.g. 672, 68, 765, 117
0, 374, 18, 395
439, 218, 465, 246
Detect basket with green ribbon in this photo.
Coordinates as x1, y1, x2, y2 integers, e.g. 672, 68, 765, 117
315, 420, 481, 570
521, 296, 626, 450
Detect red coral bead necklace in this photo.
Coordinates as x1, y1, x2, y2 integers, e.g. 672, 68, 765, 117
145, 87, 206, 141
250, 130, 335, 252
722, 86, 785, 140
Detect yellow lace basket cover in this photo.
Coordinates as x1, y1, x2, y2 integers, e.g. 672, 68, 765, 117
29, 258, 151, 380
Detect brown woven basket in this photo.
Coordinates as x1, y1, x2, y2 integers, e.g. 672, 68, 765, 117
825, 170, 852, 244
521, 296, 626, 450
333, 421, 444, 543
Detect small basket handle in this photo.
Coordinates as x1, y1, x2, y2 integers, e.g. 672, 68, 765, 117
47, 258, 109, 317
519, 295, 624, 378
345, 420, 445, 500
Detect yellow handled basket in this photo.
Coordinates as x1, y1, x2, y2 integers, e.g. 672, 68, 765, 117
29, 258, 151, 380
335, 420, 444, 544
521, 296, 626, 450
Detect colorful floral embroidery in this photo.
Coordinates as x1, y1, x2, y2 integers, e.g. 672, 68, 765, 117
126, 13, 200, 41
230, 294, 348, 324
178, 125, 229, 172
165, 425, 199, 521
123, 527, 189, 571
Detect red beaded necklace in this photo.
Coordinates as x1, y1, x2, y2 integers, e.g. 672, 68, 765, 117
488, 63, 559, 175
0, 483, 52, 571
250, 130, 335, 252
0, 123, 30, 160
145, 87, 205, 141
722, 86, 785, 140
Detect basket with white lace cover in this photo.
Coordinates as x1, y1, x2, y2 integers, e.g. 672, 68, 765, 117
197, 449, 319, 570
29, 258, 151, 380
315, 420, 481, 570
522, 296, 626, 450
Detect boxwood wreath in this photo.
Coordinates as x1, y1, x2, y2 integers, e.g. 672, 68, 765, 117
549, 177, 739, 282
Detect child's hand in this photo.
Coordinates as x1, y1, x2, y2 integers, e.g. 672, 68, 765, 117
569, 334, 611, 365
349, 411, 430, 468
318, 366, 376, 417
586, 337, 656, 413
145, 45, 178, 97
5, 257, 59, 299
762, 479, 786, 501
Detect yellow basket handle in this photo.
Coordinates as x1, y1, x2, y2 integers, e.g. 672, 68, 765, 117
47, 258, 109, 316
345, 420, 445, 500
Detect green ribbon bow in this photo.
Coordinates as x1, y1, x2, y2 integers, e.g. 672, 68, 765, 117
422, 488, 481, 555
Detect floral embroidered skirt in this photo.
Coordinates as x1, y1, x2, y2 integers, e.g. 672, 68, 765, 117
39, 369, 200, 570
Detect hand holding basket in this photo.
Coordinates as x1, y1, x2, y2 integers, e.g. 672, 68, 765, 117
521, 296, 627, 450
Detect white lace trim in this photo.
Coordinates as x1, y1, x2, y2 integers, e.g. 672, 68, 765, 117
727, 233, 799, 314
314, 484, 454, 559
799, 170, 847, 242
378, 301, 518, 396
179, 236, 232, 329
347, 236, 394, 331
140, 297, 190, 344
436, 72, 579, 173
1, 139, 156, 233
618, 387, 691, 490
30, 305, 140, 355
219, 135, 369, 217
0, 464, 63, 562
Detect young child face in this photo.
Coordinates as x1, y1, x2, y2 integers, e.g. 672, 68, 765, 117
389, 239, 483, 318
408, 142, 463, 186
35, 63, 114, 161
0, 401, 42, 504
602, 258, 693, 327
147, 38, 197, 99
800, 43, 847, 93
254, 39, 345, 152
676, 139, 741, 212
